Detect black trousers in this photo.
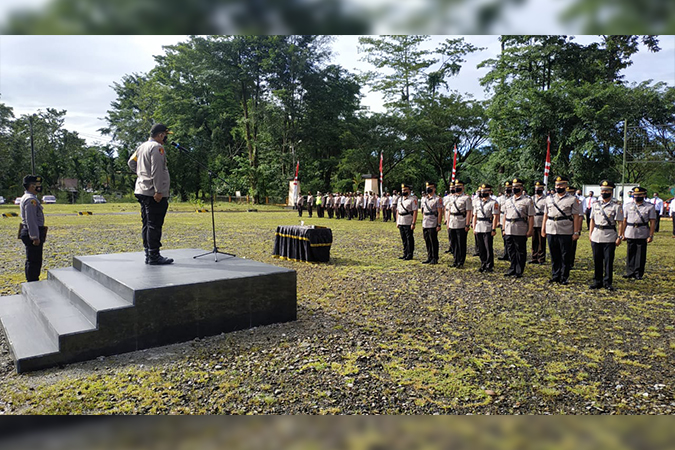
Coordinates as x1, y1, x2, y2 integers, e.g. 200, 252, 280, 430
591, 241, 616, 287
475, 232, 494, 270
327, 207, 334, 219
369, 206, 376, 221
500, 229, 510, 260
585, 210, 591, 230
317, 205, 323, 218
531, 227, 546, 263
655, 215, 660, 232
450, 228, 468, 265
625, 238, 648, 277
20, 229, 43, 282
505, 235, 527, 276
547, 234, 573, 282
392, 207, 397, 222
307, 204, 313, 217
423, 227, 439, 261
447, 228, 455, 253
297, 205, 303, 216
569, 239, 578, 268
399, 225, 415, 258
136, 195, 169, 250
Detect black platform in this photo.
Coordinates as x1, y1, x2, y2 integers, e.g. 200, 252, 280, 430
0, 249, 296, 373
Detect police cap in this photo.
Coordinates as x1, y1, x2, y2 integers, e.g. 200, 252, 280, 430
511, 178, 524, 186
554, 176, 569, 184
599, 180, 615, 189
150, 123, 172, 136
23, 175, 42, 186
633, 186, 647, 194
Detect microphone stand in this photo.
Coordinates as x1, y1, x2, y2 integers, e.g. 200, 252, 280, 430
171, 142, 235, 262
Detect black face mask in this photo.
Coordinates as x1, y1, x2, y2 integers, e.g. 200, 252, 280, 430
481, 192, 491, 198
35, 185, 43, 193
455, 187, 462, 193
555, 187, 566, 194
449, 189, 456, 194
536, 189, 544, 195
505, 188, 512, 195
513, 187, 522, 194
634, 196, 644, 202
402, 191, 409, 197
601, 192, 612, 200
426, 188, 433, 194
162, 134, 169, 144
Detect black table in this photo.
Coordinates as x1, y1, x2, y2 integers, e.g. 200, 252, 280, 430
273, 225, 332, 263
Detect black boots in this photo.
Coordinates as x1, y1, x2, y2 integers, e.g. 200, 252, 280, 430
147, 249, 174, 265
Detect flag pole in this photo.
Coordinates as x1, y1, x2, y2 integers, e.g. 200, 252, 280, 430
544, 135, 551, 188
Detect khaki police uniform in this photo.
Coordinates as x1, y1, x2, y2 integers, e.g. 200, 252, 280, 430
391, 193, 399, 222
623, 195, 656, 279
496, 183, 513, 260
19, 186, 46, 281
442, 192, 455, 254
472, 195, 499, 272
543, 192, 582, 283
501, 190, 534, 277
589, 198, 623, 288
446, 192, 473, 267
421, 193, 442, 264
397, 189, 418, 260
531, 188, 547, 264
307, 194, 314, 217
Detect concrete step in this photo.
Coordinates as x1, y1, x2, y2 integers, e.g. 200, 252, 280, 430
22, 281, 96, 346
72, 252, 143, 303
48, 267, 133, 326
0, 295, 60, 373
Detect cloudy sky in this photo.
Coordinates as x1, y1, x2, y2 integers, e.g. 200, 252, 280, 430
1, 35, 673, 145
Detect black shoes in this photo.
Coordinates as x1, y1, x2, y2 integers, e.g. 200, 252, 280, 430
147, 250, 174, 265
422, 259, 432, 264
559, 280, 569, 285
605, 285, 616, 291
589, 284, 602, 289
548, 278, 559, 284
403, 256, 413, 261
429, 259, 438, 265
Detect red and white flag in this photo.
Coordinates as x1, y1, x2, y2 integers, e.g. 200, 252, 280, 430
293, 160, 299, 204
379, 151, 383, 197
451, 144, 458, 183
544, 135, 551, 187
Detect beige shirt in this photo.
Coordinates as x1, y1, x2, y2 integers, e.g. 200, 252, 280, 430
502, 194, 534, 236
624, 201, 656, 239
472, 198, 499, 233
532, 195, 546, 228
497, 194, 511, 227
20, 192, 45, 240
128, 139, 170, 197
590, 200, 623, 243
446, 194, 473, 229
544, 193, 581, 235
420, 195, 442, 228
396, 195, 418, 226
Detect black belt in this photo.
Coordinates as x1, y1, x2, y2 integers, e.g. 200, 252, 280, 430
450, 212, 466, 216
535, 213, 544, 216
506, 218, 526, 222
551, 217, 573, 221
595, 225, 616, 230
477, 218, 491, 221
627, 222, 648, 227
399, 212, 411, 216
423, 212, 437, 216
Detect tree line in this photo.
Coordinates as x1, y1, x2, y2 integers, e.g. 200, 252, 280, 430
1, 35, 673, 203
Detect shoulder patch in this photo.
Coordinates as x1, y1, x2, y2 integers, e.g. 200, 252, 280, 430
159, 146, 165, 155
30, 199, 37, 206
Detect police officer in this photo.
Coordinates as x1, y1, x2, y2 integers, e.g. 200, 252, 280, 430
128, 123, 174, 265
541, 176, 581, 284
622, 186, 657, 280
306, 191, 314, 218
316, 191, 324, 218
443, 182, 456, 254
589, 181, 624, 290
420, 182, 443, 264
501, 178, 534, 278
497, 181, 513, 261
566, 185, 582, 269
531, 181, 547, 264
19, 175, 47, 281
472, 183, 500, 273
445, 180, 473, 268
396, 183, 418, 260
391, 190, 399, 223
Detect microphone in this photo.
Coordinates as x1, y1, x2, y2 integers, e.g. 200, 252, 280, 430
171, 142, 190, 152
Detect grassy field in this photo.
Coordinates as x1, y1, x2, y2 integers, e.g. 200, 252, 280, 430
0, 203, 673, 414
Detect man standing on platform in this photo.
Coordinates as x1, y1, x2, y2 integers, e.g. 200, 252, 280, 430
306, 191, 314, 218
531, 181, 547, 264
501, 178, 534, 278
622, 186, 657, 280
18, 175, 46, 281
589, 181, 624, 291
472, 183, 499, 273
420, 182, 443, 265
445, 180, 473, 268
397, 184, 418, 260
541, 177, 581, 284
128, 123, 174, 265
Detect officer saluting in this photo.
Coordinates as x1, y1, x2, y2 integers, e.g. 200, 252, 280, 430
472, 184, 500, 273
128, 123, 174, 265
622, 186, 657, 280
396, 184, 418, 260
541, 176, 581, 285
501, 178, 534, 278
18, 175, 47, 281
420, 182, 443, 265
589, 181, 624, 290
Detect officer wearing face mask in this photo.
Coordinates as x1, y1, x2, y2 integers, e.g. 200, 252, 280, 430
420, 182, 443, 264
443, 182, 456, 254
531, 181, 547, 265
622, 186, 656, 280
396, 183, 418, 260
501, 178, 534, 278
589, 180, 624, 291
445, 180, 473, 268
19, 175, 47, 281
472, 184, 500, 273
541, 176, 581, 285
496, 181, 513, 261
566, 185, 583, 269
